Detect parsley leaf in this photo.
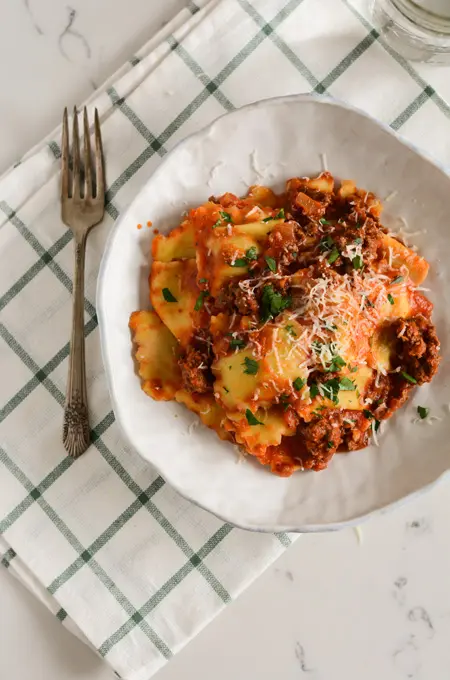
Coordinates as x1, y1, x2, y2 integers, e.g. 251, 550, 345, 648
286, 324, 297, 337
265, 256, 277, 272
392, 275, 404, 284
262, 208, 285, 223
229, 336, 246, 349
319, 235, 334, 251
339, 377, 356, 391
310, 383, 320, 398
245, 409, 263, 426
162, 288, 177, 303
194, 291, 209, 311
352, 255, 363, 270
293, 377, 305, 391
327, 440, 334, 449
354, 237, 363, 245
374, 419, 381, 432
213, 210, 233, 228
198, 277, 208, 284
231, 258, 248, 268
246, 246, 258, 261
387, 293, 395, 305
363, 409, 373, 419
328, 248, 340, 264
401, 371, 417, 384
328, 355, 346, 372
220, 210, 232, 222
417, 405, 429, 419
260, 285, 292, 322
319, 218, 333, 225
321, 378, 340, 404
242, 357, 259, 375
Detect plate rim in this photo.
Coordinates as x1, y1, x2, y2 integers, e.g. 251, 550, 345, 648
97, 93, 450, 533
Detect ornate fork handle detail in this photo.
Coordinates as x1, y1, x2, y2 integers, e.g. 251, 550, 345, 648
63, 239, 91, 457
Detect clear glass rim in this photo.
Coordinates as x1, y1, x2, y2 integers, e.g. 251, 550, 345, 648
392, 0, 450, 34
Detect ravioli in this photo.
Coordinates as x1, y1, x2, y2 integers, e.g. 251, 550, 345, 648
150, 259, 199, 346
130, 172, 439, 477
129, 311, 181, 400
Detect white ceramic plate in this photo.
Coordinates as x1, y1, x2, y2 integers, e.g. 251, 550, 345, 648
97, 94, 450, 533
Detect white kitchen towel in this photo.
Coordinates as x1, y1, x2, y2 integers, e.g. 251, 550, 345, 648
1, 1, 450, 679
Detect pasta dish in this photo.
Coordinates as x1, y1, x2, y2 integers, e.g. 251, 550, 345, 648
130, 172, 440, 476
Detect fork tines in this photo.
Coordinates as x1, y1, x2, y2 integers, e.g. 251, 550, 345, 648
61, 106, 104, 202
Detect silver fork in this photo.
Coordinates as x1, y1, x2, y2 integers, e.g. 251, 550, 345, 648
61, 107, 105, 458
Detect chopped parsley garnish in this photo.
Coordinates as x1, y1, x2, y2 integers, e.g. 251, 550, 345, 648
328, 248, 340, 264
387, 293, 395, 305
242, 357, 259, 375
262, 208, 285, 222
198, 277, 208, 284
213, 210, 233, 228
260, 285, 292, 322
194, 291, 209, 311
223, 386, 229, 393
392, 275, 404, 284
401, 371, 417, 384
280, 395, 291, 411
363, 409, 373, 419
374, 419, 381, 432
354, 237, 363, 245
327, 440, 334, 449
417, 406, 429, 420
319, 235, 334, 251
312, 340, 322, 353
293, 377, 305, 391
350, 365, 358, 373
352, 255, 363, 270
319, 218, 333, 225
310, 383, 320, 398
219, 210, 232, 222
231, 258, 248, 268
327, 355, 346, 372
365, 298, 375, 308
286, 324, 297, 337
339, 377, 356, 391
246, 246, 258, 261
245, 409, 263, 426
321, 378, 341, 404
229, 336, 246, 349
162, 288, 177, 302
265, 256, 277, 272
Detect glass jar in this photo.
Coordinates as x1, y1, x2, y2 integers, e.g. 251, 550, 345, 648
370, 0, 450, 63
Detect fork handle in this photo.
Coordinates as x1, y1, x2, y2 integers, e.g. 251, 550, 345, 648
63, 236, 90, 457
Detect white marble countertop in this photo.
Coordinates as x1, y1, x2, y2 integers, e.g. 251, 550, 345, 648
2, 2, 450, 679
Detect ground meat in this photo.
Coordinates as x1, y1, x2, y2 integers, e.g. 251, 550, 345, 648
340, 411, 372, 450
296, 412, 344, 470
265, 221, 304, 266
286, 179, 332, 223
330, 218, 383, 273
213, 282, 259, 316
392, 315, 440, 384
364, 372, 413, 421
178, 346, 212, 394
